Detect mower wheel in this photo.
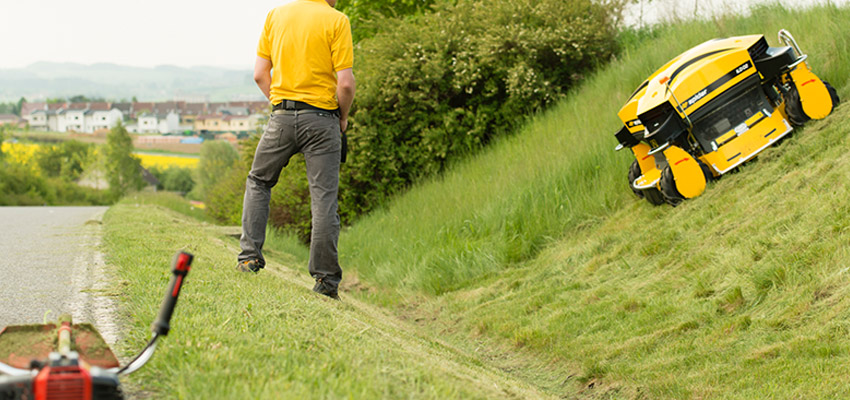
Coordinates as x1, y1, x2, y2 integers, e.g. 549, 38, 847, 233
627, 160, 644, 199
784, 84, 809, 127
659, 166, 684, 207
786, 80, 841, 126
825, 80, 840, 108
644, 187, 666, 206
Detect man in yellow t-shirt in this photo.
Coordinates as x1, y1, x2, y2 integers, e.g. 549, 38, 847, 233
237, 0, 356, 301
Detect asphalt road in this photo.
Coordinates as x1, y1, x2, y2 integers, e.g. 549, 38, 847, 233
0, 206, 118, 344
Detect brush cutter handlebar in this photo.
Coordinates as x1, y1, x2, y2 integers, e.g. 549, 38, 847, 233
114, 251, 193, 375
153, 251, 193, 336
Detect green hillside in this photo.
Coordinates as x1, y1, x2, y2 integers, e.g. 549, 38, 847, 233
103, 4, 850, 399
335, 3, 850, 398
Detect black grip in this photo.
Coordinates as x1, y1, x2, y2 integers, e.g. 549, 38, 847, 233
152, 251, 193, 336
340, 131, 348, 164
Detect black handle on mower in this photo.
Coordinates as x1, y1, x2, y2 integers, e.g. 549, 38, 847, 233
152, 251, 193, 336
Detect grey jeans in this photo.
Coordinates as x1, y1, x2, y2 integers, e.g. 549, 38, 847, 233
239, 109, 342, 287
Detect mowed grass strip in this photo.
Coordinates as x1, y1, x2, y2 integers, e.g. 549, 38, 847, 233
102, 195, 555, 400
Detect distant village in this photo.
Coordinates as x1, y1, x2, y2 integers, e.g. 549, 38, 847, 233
0, 100, 270, 145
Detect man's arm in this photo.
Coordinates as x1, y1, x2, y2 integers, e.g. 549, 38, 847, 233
254, 56, 273, 101
336, 68, 355, 133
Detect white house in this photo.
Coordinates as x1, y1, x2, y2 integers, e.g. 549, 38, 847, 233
29, 110, 50, 131
85, 108, 123, 133
59, 109, 87, 132
157, 112, 181, 134
137, 113, 159, 134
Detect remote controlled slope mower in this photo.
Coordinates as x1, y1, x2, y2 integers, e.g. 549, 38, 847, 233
614, 29, 839, 206
0, 252, 193, 400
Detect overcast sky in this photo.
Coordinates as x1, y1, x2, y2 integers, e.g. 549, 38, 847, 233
0, 0, 295, 70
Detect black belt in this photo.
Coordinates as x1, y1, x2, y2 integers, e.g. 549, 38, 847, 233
273, 100, 338, 114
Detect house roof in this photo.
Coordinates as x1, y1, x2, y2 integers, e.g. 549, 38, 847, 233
0, 114, 21, 121
207, 103, 227, 114
47, 103, 68, 111
67, 102, 88, 111
133, 102, 154, 112
184, 103, 205, 115
89, 102, 110, 111
153, 101, 185, 114
113, 102, 132, 112
20, 102, 46, 116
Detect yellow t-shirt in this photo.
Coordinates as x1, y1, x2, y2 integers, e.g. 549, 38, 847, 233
257, 0, 354, 110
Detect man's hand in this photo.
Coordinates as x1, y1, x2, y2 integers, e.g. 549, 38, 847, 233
340, 116, 349, 133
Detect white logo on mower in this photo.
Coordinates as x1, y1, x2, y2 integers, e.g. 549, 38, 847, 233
688, 89, 708, 106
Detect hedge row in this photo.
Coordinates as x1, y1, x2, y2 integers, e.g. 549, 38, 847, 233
343, 0, 619, 216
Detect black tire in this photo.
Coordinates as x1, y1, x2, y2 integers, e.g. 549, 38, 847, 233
825, 80, 840, 108
627, 159, 644, 199
644, 187, 666, 206
784, 84, 809, 127
785, 80, 841, 127
659, 166, 684, 207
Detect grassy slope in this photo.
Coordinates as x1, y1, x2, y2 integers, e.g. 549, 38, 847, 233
334, 4, 850, 399
340, 4, 850, 296
102, 193, 553, 399
102, 5, 850, 400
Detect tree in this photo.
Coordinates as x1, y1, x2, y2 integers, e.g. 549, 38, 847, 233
35, 140, 93, 181
193, 140, 239, 200
104, 122, 143, 197
14, 97, 26, 117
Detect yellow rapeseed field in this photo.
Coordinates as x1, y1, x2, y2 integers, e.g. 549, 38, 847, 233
135, 153, 200, 169
2, 142, 198, 170
1, 142, 42, 175
2, 142, 40, 165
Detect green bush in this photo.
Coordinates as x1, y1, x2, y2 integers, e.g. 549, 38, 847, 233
204, 135, 257, 226
192, 140, 239, 200
149, 166, 195, 193
35, 140, 93, 181
0, 161, 110, 206
341, 0, 619, 216
204, 165, 247, 225
339, 0, 440, 42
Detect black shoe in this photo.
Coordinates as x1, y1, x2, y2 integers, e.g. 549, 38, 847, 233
236, 259, 263, 273
313, 278, 340, 300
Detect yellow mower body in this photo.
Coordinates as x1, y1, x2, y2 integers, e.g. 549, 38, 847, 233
613, 30, 839, 206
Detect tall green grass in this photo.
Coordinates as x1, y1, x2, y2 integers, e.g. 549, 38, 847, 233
339, 4, 850, 295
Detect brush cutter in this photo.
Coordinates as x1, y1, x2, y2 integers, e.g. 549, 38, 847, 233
0, 251, 193, 400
